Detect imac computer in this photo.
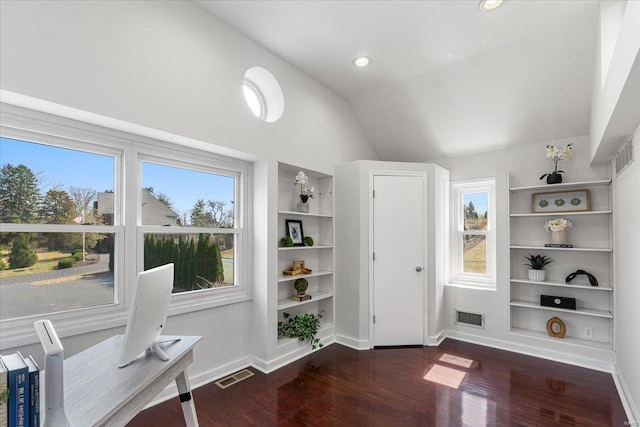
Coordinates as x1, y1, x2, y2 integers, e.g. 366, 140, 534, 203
119, 263, 178, 368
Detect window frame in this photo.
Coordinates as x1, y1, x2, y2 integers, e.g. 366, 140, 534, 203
449, 178, 497, 290
0, 101, 252, 349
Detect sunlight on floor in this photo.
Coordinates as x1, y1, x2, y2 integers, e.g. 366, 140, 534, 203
439, 353, 475, 368
423, 364, 467, 389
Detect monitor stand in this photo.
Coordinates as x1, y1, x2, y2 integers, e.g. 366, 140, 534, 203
119, 337, 182, 368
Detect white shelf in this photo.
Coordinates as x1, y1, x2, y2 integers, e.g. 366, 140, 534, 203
510, 180, 611, 192
278, 210, 333, 218
277, 291, 333, 310
278, 245, 333, 251
510, 245, 612, 252
510, 300, 613, 318
509, 328, 612, 350
510, 210, 612, 217
277, 270, 333, 282
510, 278, 613, 291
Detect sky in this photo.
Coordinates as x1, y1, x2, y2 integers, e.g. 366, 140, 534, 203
0, 137, 234, 217
464, 192, 488, 216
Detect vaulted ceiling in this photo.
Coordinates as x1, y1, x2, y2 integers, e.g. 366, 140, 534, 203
196, 0, 600, 161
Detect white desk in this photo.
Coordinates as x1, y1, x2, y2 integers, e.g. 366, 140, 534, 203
42, 335, 201, 426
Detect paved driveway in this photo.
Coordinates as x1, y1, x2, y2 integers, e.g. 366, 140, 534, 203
0, 255, 114, 320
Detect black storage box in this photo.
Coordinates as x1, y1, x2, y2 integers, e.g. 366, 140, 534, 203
540, 295, 576, 310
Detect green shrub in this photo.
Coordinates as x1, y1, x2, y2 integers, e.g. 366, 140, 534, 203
0, 259, 7, 270
303, 236, 314, 246
57, 257, 76, 269
8, 235, 38, 269
72, 251, 84, 262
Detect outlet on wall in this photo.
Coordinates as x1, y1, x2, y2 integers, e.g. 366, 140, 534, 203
584, 327, 593, 339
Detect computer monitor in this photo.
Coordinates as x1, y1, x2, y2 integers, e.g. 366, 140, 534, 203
119, 263, 176, 368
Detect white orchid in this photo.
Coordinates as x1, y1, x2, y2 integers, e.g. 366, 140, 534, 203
295, 171, 315, 203
541, 142, 573, 182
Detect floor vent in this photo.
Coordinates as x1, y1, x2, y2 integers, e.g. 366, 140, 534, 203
455, 310, 484, 328
616, 136, 635, 176
215, 368, 255, 389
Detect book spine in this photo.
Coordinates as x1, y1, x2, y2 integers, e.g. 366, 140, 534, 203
0, 360, 7, 427
6, 367, 27, 427
27, 370, 38, 427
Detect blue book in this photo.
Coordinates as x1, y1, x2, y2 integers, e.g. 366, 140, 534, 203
18, 354, 39, 427
0, 358, 8, 427
0, 354, 29, 427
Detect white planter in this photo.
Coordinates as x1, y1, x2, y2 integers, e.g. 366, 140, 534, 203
550, 230, 568, 244
528, 269, 546, 282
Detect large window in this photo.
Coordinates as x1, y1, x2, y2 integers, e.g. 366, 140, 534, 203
0, 104, 251, 346
0, 137, 118, 320
450, 179, 496, 288
139, 159, 241, 293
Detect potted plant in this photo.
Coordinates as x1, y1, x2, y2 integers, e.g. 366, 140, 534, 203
278, 312, 324, 349
524, 254, 553, 282
294, 171, 315, 213
543, 218, 572, 245
293, 277, 308, 296
539, 143, 572, 184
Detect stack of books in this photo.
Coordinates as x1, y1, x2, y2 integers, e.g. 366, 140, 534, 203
0, 352, 40, 427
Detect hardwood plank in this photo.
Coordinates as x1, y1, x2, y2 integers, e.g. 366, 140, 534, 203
128, 339, 628, 426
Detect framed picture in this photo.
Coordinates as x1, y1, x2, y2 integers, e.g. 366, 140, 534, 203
286, 219, 304, 246
531, 189, 590, 213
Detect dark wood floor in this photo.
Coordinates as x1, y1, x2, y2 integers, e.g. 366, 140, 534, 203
128, 339, 628, 426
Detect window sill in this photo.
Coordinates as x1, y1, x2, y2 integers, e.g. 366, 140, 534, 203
446, 282, 497, 291
0, 289, 252, 351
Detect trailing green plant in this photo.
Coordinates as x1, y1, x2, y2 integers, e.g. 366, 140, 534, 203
280, 236, 293, 247
303, 236, 314, 247
293, 278, 309, 294
524, 254, 553, 270
278, 312, 323, 350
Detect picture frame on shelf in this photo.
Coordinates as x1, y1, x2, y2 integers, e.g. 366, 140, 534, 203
531, 189, 590, 213
286, 219, 304, 246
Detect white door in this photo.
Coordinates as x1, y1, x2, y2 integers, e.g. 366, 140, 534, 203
373, 174, 425, 346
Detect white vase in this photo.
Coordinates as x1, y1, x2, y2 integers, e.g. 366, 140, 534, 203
528, 269, 546, 282
550, 230, 568, 244
296, 202, 309, 213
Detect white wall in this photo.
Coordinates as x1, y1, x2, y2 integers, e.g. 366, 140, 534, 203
0, 1, 377, 175
590, 0, 640, 162
613, 125, 640, 421
0, 0, 377, 389
434, 136, 615, 368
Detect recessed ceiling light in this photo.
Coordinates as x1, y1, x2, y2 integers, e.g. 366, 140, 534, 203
352, 56, 372, 68
479, 0, 505, 11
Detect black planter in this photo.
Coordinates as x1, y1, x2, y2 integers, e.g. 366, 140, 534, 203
546, 173, 563, 184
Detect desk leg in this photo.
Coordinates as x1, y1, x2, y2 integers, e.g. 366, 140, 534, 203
175, 371, 199, 427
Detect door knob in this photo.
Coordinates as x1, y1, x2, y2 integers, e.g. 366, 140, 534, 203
415, 266, 423, 272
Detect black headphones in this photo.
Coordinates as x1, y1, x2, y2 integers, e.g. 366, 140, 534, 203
565, 269, 599, 287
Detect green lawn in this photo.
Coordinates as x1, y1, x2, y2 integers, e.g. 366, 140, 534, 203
0, 250, 71, 279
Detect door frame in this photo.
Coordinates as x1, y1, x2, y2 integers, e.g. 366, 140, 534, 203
368, 170, 429, 348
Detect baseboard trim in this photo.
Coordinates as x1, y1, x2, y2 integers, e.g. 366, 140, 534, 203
612, 364, 640, 425
335, 334, 370, 350
445, 330, 616, 373
427, 330, 446, 346
252, 336, 336, 374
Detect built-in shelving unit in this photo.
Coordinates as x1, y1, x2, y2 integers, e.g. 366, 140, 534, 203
276, 162, 335, 348
508, 178, 614, 350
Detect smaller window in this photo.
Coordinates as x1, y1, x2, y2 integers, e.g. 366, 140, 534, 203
242, 66, 284, 123
450, 179, 496, 289
243, 79, 266, 120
